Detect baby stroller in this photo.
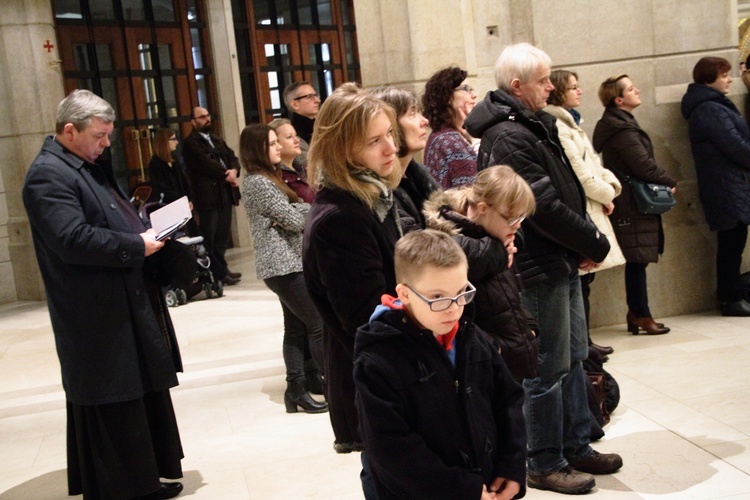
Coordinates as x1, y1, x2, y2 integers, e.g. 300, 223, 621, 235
166, 233, 224, 306
135, 199, 223, 307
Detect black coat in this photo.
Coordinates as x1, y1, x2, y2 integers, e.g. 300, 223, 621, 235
393, 159, 441, 233
353, 306, 527, 499
181, 129, 241, 210
22, 136, 181, 406
592, 108, 676, 263
465, 90, 610, 288
148, 155, 192, 204
681, 83, 750, 231
302, 186, 400, 451
424, 191, 539, 382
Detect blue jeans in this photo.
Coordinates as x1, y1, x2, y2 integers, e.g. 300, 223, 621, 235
522, 270, 592, 475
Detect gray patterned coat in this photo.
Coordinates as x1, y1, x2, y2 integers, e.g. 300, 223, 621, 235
242, 174, 310, 280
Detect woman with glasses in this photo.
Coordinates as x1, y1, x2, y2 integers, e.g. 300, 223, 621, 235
148, 127, 192, 207
424, 165, 539, 382
422, 67, 479, 189
546, 70, 625, 357
240, 123, 327, 414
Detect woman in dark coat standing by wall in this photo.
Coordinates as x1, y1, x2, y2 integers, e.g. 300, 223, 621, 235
593, 75, 677, 335
681, 57, 750, 316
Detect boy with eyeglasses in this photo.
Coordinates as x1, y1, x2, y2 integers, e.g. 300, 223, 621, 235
353, 229, 526, 500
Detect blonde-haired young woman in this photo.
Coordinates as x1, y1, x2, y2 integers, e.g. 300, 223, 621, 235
302, 83, 401, 498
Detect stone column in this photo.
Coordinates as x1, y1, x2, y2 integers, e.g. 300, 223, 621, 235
0, 0, 64, 302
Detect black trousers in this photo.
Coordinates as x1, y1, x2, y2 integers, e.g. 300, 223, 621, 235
197, 204, 232, 270
717, 222, 748, 302
625, 262, 650, 318
67, 390, 183, 499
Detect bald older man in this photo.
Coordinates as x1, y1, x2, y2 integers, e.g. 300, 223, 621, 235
181, 106, 242, 283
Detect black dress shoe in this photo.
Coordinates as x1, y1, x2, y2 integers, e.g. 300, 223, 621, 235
227, 270, 242, 279
720, 299, 750, 317
222, 275, 241, 286
138, 482, 184, 499
590, 342, 614, 356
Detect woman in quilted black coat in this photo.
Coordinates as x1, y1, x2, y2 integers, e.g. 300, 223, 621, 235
681, 57, 750, 316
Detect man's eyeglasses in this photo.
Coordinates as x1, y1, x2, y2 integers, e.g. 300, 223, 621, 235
455, 84, 474, 94
194, 113, 211, 120
405, 282, 476, 312
293, 92, 319, 101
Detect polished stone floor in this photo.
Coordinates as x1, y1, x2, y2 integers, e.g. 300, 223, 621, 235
2, 248, 750, 499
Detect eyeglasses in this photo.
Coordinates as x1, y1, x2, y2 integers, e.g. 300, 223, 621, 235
168, 137, 178, 142
566, 85, 581, 91
293, 92, 319, 101
491, 206, 525, 226
455, 84, 474, 94
194, 113, 211, 120
404, 282, 476, 312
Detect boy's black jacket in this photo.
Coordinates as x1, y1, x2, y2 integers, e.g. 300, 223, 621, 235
353, 304, 527, 499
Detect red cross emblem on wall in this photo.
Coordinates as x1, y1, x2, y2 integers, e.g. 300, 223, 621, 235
44, 40, 54, 53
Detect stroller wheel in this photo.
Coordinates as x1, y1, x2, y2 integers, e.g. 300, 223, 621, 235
165, 290, 179, 308
213, 279, 224, 298
203, 282, 213, 299
176, 288, 188, 305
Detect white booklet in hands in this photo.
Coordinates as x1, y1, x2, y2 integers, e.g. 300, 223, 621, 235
149, 196, 192, 241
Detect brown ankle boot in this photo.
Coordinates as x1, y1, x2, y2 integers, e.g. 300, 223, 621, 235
626, 311, 670, 335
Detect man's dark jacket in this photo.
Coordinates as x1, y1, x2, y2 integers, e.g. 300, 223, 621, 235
23, 136, 181, 405
181, 129, 241, 210
465, 90, 610, 288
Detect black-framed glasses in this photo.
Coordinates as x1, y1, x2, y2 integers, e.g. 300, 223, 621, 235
455, 84, 474, 94
293, 92, 319, 101
194, 113, 211, 120
405, 282, 476, 312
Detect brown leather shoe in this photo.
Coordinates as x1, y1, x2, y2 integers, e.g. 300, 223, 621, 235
626, 311, 670, 335
528, 466, 595, 494
568, 449, 623, 475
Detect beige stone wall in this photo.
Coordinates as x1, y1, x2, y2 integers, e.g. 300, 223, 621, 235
356, 0, 743, 326
0, 0, 63, 302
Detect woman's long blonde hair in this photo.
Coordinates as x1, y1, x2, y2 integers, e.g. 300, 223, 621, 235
454, 165, 536, 217
307, 83, 402, 209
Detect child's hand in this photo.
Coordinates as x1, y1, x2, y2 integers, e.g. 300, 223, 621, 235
505, 240, 517, 268
480, 484, 496, 499
489, 477, 521, 500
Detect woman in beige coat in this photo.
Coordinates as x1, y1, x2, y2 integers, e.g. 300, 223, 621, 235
546, 70, 626, 356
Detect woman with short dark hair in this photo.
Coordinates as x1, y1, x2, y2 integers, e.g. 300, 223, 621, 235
681, 56, 750, 316
421, 67, 478, 189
